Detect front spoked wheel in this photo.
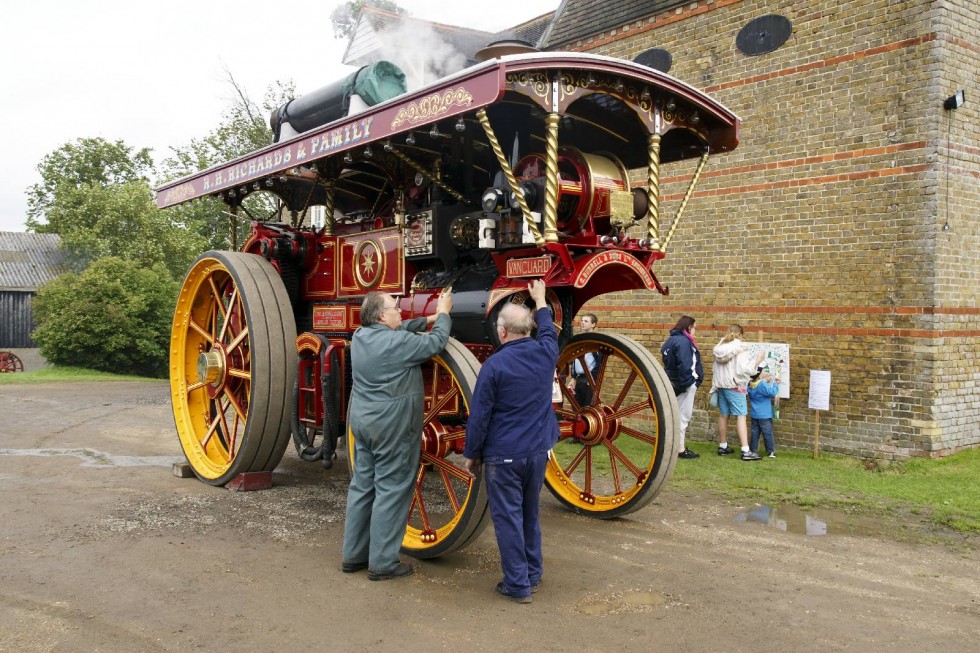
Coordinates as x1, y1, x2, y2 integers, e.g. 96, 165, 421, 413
547, 332, 680, 518
347, 338, 490, 558
170, 251, 297, 486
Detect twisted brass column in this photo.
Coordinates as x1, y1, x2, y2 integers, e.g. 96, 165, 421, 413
645, 132, 662, 250
543, 112, 560, 243
660, 151, 708, 253
323, 179, 335, 235
476, 108, 544, 246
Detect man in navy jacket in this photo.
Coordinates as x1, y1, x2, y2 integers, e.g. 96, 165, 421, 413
464, 280, 559, 604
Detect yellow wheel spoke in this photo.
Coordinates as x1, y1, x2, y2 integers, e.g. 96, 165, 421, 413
186, 380, 206, 394
619, 424, 658, 446
606, 398, 652, 421
223, 388, 248, 424
216, 397, 235, 461
208, 277, 227, 322
410, 467, 432, 530
421, 451, 473, 483
201, 412, 221, 449
218, 287, 239, 342
438, 467, 462, 513
605, 439, 644, 480
607, 445, 623, 494
188, 317, 213, 345
561, 382, 583, 410
555, 405, 579, 420
584, 446, 593, 494
563, 446, 587, 476
227, 326, 249, 352
611, 370, 637, 410
227, 367, 251, 380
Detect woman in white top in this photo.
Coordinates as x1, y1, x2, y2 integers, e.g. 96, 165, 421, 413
710, 325, 765, 461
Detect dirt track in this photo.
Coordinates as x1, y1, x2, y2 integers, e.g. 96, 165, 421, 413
1, 381, 977, 651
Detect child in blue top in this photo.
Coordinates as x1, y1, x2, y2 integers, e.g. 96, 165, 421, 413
747, 369, 780, 458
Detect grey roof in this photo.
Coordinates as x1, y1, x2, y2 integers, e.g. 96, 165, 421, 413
491, 11, 556, 48
542, 0, 686, 49
0, 232, 69, 291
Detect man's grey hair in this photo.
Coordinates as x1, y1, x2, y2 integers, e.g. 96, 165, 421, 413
498, 302, 533, 336
361, 291, 388, 326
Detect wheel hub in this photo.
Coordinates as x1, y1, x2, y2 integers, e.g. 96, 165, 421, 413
421, 420, 452, 459
578, 406, 620, 446
197, 348, 226, 395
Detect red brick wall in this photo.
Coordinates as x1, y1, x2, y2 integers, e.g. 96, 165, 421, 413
561, 0, 980, 458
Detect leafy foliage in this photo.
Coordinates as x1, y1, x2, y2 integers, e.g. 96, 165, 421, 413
160, 75, 297, 249
26, 138, 154, 230
41, 180, 204, 278
330, 0, 405, 39
32, 258, 179, 378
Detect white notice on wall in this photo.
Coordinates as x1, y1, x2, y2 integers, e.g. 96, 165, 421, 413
808, 370, 831, 411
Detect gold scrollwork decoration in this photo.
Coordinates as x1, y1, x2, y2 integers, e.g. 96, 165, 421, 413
390, 87, 474, 128
559, 72, 580, 100
662, 99, 683, 124
506, 72, 549, 98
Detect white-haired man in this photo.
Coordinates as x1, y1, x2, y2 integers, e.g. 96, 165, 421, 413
464, 280, 559, 603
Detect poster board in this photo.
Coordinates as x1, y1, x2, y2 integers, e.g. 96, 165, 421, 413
745, 343, 790, 398
808, 370, 831, 410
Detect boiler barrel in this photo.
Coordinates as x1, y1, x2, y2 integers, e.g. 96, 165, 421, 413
269, 61, 407, 142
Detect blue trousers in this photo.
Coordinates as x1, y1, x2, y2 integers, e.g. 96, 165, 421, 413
342, 428, 421, 572
485, 452, 548, 598
750, 418, 775, 454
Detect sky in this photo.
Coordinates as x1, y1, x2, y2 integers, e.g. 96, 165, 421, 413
0, 0, 558, 232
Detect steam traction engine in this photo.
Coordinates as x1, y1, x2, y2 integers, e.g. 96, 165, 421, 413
157, 53, 739, 558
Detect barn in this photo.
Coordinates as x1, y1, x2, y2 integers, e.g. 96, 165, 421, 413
0, 231, 68, 369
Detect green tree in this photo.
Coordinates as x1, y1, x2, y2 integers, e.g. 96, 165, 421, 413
25, 137, 203, 277
160, 76, 297, 250
26, 137, 154, 230
32, 257, 179, 378
330, 0, 405, 39
44, 180, 204, 278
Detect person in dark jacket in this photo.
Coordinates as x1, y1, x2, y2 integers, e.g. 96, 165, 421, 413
564, 313, 599, 406
342, 290, 452, 581
464, 280, 559, 604
661, 315, 704, 459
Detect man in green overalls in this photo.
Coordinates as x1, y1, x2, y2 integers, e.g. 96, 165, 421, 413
341, 290, 452, 580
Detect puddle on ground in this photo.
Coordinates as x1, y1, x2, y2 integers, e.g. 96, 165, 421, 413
735, 504, 892, 538
576, 590, 666, 615
0, 448, 180, 468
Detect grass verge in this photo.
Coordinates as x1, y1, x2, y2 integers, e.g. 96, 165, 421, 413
0, 366, 159, 384
670, 442, 980, 536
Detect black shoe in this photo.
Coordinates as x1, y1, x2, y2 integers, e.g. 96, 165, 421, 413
717, 445, 737, 455
678, 448, 700, 459
368, 562, 415, 581
741, 450, 762, 461
496, 581, 532, 604
341, 561, 369, 573
531, 581, 541, 594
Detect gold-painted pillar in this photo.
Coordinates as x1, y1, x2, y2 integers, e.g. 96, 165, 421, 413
323, 180, 335, 235
645, 132, 662, 250
476, 108, 544, 247
543, 112, 560, 243
660, 151, 709, 253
